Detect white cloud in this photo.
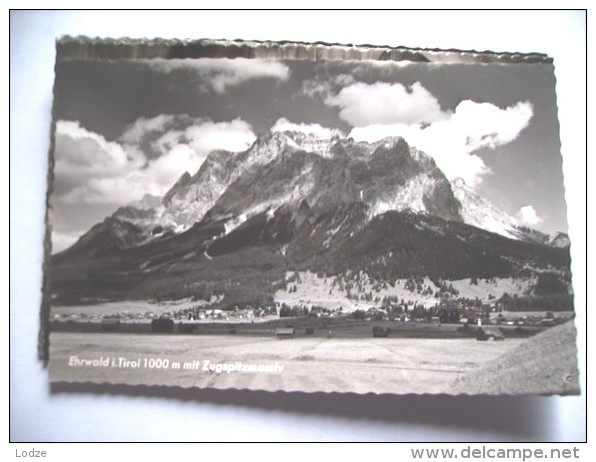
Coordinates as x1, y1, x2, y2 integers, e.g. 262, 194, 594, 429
452, 100, 534, 151
518, 205, 543, 226
349, 123, 414, 143
132, 144, 201, 196
54, 120, 145, 184
146, 58, 290, 93
151, 129, 185, 156
51, 230, 84, 254
301, 62, 433, 101
184, 118, 256, 154
318, 77, 534, 186
120, 114, 176, 145
60, 175, 159, 205
350, 100, 534, 186
325, 81, 449, 126
302, 73, 356, 99
302, 79, 333, 99
53, 118, 256, 206
271, 117, 343, 138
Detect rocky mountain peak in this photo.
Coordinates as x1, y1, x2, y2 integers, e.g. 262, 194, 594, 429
60, 129, 567, 257
163, 171, 192, 204
249, 130, 299, 155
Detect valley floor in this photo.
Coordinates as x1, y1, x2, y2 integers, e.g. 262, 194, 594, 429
49, 332, 546, 395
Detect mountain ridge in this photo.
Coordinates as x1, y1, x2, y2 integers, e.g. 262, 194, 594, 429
50, 200, 571, 305
49, 127, 572, 307
53, 130, 568, 265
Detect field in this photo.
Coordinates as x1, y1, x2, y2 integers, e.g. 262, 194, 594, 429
47, 299, 578, 395
49, 332, 526, 394
451, 321, 580, 395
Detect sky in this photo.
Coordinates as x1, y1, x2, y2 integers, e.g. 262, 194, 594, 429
50, 55, 569, 252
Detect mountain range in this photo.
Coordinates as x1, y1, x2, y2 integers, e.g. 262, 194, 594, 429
51, 130, 571, 305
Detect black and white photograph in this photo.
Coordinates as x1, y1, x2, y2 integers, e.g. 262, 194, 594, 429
44, 38, 579, 396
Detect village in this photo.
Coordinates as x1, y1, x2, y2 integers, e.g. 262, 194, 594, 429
51, 303, 278, 324
50, 290, 574, 343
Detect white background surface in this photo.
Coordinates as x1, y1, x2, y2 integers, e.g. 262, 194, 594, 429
9, 9, 588, 442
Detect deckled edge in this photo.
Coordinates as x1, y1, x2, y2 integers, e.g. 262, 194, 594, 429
48, 382, 581, 405
38, 43, 59, 366
55, 36, 553, 64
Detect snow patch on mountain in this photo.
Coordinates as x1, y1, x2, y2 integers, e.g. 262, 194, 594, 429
451, 177, 521, 239
222, 213, 248, 235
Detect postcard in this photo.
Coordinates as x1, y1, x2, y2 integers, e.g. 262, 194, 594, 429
42, 38, 579, 396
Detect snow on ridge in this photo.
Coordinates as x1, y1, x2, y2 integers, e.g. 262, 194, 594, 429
451, 177, 520, 239
368, 172, 436, 218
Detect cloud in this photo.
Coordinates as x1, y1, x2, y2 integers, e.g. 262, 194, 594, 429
325, 81, 449, 126
518, 205, 543, 226
271, 117, 343, 138
54, 120, 145, 186
149, 118, 256, 170
51, 230, 84, 254
53, 118, 256, 206
350, 100, 534, 186
120, 114, 177, 145
302, 73, 356, 99
55, 172, 151, 205
146, 58, 290, 93
316, 77, 534, 185
301, 61, 436, 101
118, 114, 195, 161
183, 118, 256, 154
453, 100, 534, 151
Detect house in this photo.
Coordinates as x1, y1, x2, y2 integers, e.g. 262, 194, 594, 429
276, 327, 295, 339
476, 326, 505, 341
